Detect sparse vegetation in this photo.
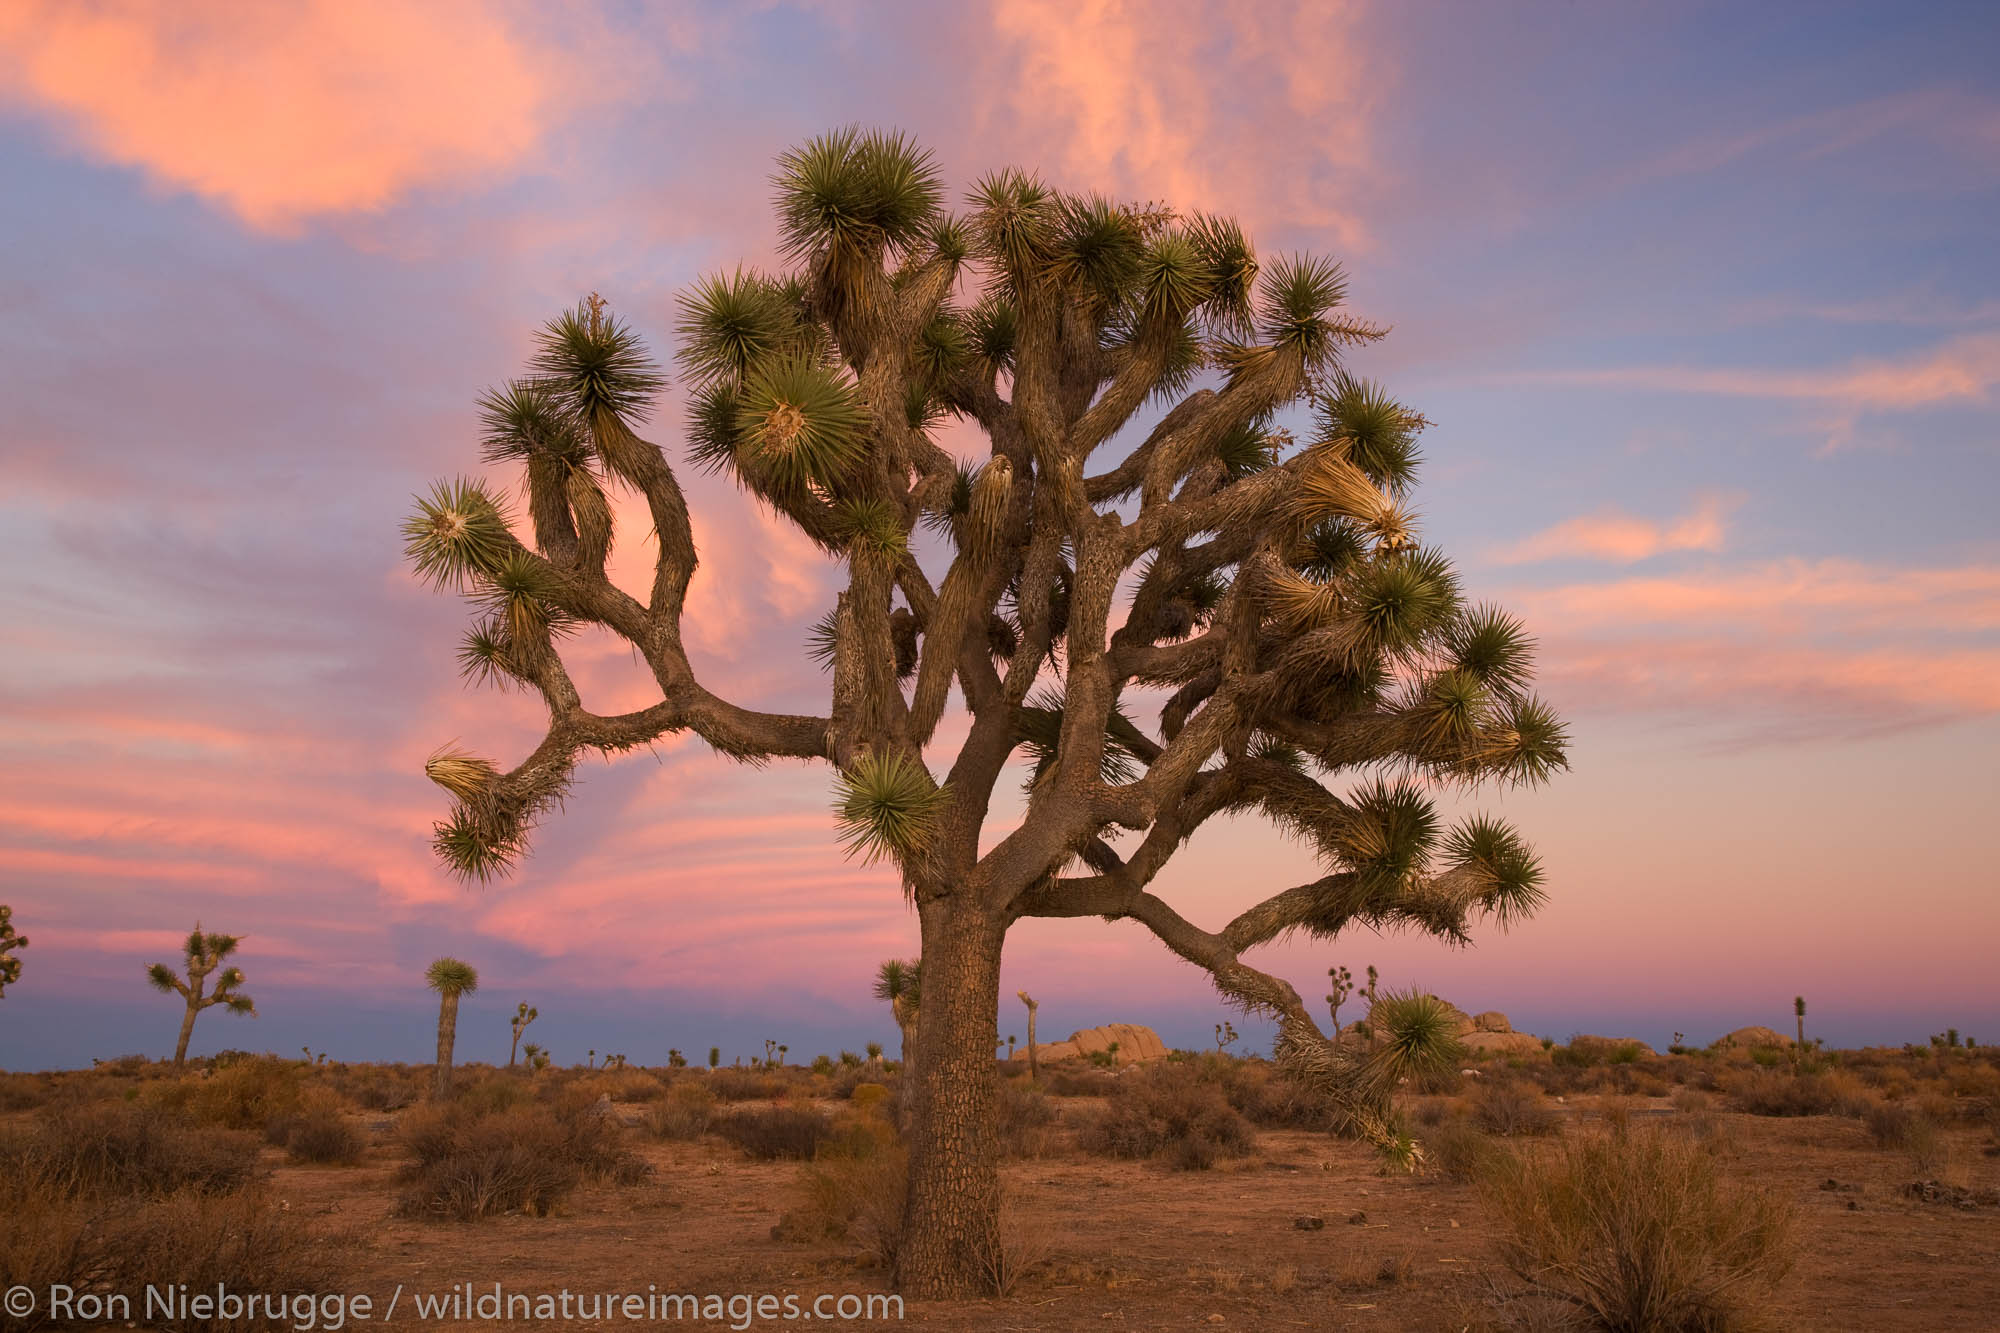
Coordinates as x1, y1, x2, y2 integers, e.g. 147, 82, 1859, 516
396, 1093, 646, 1220
425, 957, 479, 1099
1480, 1126, 1795, 1332
1079, 1065, 1256, 1170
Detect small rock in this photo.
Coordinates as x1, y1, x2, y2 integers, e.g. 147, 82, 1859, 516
1347, 1210, 1367, 1225
1293, 1215, 1325, 1231
1448, 1219, 1459, 1229
1207, 1315, 1226, 1325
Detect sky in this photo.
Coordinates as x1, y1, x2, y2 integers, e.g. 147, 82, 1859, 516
1, 1, 1996, 1071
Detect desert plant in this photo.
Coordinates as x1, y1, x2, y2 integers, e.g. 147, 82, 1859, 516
1017, 990, 1039, 1081
716, 1106, 835, 1160
397, 1095, 646, 1220
507, 1002, 539, 1068
268, 1098, 366, 1165
1325, 964, 1353, 1031
1214, 1021, 1238, 1053
1471, 1079, 1559, 1137
1481, 1126, 1795, 1331
1079, 1065, 1255, 1169
708, 1046, 722, 1069
646, 1082, 717, 1141
2, 1100, 259, 1198
875, 958, 922, 1073
520, 1042, 549, 1072
146, 924, 255, 1067
0, 903, 26, 998
400, 131, 1567, 1294
425, 957, 479, 1098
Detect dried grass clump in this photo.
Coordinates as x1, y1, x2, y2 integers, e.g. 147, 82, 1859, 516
1472, 1080, 1560, 1137
1046, 1068, 1120, 1098
2, 1100, 259, 1198
148, 1055, 305, 1132
1077, 1066, 1255, 1170
715, 1106, 834, 1161
396, 1096, 647, 1220
645, 1082, 717, 1141
1720, 1069, 1837, 1117
1480, 1126, 1794, 1332
706, 1069, 785, 1102
994, 1080, 1061, 1158
1427, 1118, 1506, 1183
267, 1097, 367, 1165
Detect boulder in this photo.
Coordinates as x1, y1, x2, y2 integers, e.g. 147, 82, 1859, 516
1463, 1030, 1546, 1058
1717, 1025, 1791, 1051
1569, 1034, 1656, 1060
1472, 1011, 1512, 1033
1012, 1023, 1167, 1065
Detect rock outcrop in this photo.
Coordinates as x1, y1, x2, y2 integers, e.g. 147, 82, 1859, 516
1462, 1030, 1546, 1058
1717, 1025, 1792, 1050
1011, 1022, 1167, 1066
1471, 1011, 1513, 1033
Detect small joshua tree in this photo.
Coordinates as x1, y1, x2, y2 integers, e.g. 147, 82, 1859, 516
521, 1041, 549, 1071
1215, 1021, 1239, 1053
1325, 964, 1353, 1030
708, 1046, 721, 1069
866, 1040, 884, 1072
875, 958, 922, 1071
425, 957, 479, 1098
0, 904, 25, 998
668, 1048, 688, 1068
1017, 990, 1040, 1081
147, 924, 255, 1067
508, 1002, 539, 1068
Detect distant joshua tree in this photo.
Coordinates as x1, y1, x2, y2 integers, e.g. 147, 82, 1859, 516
1325, 964, 1353, 1030
865, 1040, 884, 1073
147, 924, 255, 1067
425, 957, 479, 1097
1215, 1021, 1239, 1053
521, 1041, 549, 1071
708, 1046, 721, 1069
0, 904, 26, 998
875, 958, 922, 1071
1017, 990, 1039, 1080
508, 1002, 539, 1068
1794, 996, 1806, 1050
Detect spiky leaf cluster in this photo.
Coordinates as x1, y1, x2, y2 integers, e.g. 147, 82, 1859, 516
426, 956, 481, 996
834, 751, 949, 864
0, 904, 25, 997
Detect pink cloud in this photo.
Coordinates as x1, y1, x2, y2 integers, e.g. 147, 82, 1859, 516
1525, 332, 2000, 412
976, 0, 1380, 247
1493, 492, 1740, 565
0, 1, 676, 233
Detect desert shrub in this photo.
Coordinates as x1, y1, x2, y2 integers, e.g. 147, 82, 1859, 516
396, 1099, 646, 1220
706, 1069, 784, 1102
0, 1071, 57, 1112
715, 1106, 833, 1161
1077, 1066, 1254, 1170
346, 1068, 421, 1111
1, 1185, 340, 1333
1471, 1081, 1559, 1137
150, 1056, 305, 1132
452, 1075, 531, 1116
2, 1101, 258, 1198
1410, 1095, 1459, 1128
578, 1069, 667, 1103
850, 1082, 891, 1112
994, 1080, 1060, 1158
772, 1145, 908, 1264
269, 1099, 366, 1166
1046, 1068, 1118, 1098
1480, 1127, 1794, 1332
1721, 1070, 1836, 1117
644, 1082, 716, 1141
1426, 1118, 1505, 1183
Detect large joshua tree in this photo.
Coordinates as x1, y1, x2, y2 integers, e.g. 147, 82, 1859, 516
147, 925, 255, 1067
402, 129, 1566, 1295
0, 905, 26, 998
425, 957, 479, 1097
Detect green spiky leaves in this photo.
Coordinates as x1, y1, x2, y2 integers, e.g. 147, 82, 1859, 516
1444, 816, 1546, 925
476, 379, 589, 469
735, 355, 867, 497
833, 750, 950, 865
1361, 988, 1465, 1095
832, 497, 908, 563
1333, 778, 1439, 893
146, 962, 180, 994
774, 127, 944, 268
1314, 374, 1423, 496
1014, 687, 1150, 790
674, 269, 796, 387
425, 956, 481, 996
532, 299, 665, 425
1446, 605, 1536, 699
433, 801, 526, 882
403, 478, 515, 591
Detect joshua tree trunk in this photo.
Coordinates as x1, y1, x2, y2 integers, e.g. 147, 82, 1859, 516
508, 1028, 521, 1069
173, 992, 201, 1067
434, 991, 461, 1098
1018, 990, 1039, 1083
897, 903, 1006, 1297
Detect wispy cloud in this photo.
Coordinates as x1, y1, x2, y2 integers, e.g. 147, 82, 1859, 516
1492, 493, 1740, 565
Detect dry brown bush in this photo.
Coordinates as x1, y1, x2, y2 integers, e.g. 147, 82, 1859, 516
1426, 1118, 1506, 1183
1480, 1126, 1794, 1332
644, 1082, 716, 1141
396, 1097, 646, 1220
1077, 1065, 1255, 1170
1472, 1080, 1560, 1137
1720, 1069, 1838, 1117
714, 1106, 834, 1160
2, 1100, 258, 1198
267, 1097, 366, 1165
147, 1056, 307, 1132
705, 1069, 784, 1102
